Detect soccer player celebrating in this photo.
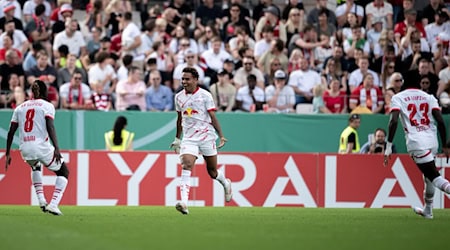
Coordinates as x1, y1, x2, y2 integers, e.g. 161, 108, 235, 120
5, 80, 69, 216
170, 67, 232, 215
384, 78, 450, 219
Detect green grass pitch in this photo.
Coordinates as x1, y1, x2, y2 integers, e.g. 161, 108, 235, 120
0, 206, 449, 250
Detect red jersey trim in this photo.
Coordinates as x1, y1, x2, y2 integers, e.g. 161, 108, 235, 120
415, 150, 432, 159
45, 115, 54, 120
207, 108, 217, 112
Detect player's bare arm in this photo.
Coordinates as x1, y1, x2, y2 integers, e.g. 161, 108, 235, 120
384, 110, 400, 166
208, 110, 227, 148
170, 112, 183, 153
5, 122, 18, 171
46, 117, 62, 164
432, 109, 449, 161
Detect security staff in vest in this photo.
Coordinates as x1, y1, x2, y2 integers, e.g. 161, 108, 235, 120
105, 116, 135, 151
339, 114, 361, 154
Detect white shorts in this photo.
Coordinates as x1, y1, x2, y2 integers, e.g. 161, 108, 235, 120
409, 148, 437, 164
180, 140, 217, 157
20, 142, 64, 171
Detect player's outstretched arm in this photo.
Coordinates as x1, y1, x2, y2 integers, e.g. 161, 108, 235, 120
46, 117, 62, 164
5, 122, 18, 171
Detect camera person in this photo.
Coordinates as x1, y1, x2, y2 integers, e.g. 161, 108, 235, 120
360, 128, 396, 154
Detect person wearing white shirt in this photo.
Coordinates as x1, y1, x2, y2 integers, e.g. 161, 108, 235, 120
88, 51, 118, 94
0, 21, 29, 55
254, 25, 273, 61
23, 0, 52, 24
0, 0, 22, 19
121, 12, 143, 68
235, 74, 265, 112
233, 56, 265, 89
335, 0, 364, 28
53, 19, 86, 58
348, 56, 381, 92
117, 55, 133, 82
200, 36, 232, 72
173, 49, 205, 90
425, 12, 450, 49
265, 70, 296, 113
288, 57, 321, 104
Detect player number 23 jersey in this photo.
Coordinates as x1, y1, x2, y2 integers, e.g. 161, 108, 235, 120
390, 89, 440, 151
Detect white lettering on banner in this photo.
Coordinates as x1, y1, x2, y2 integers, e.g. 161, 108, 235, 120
165, 154, 205, 206
214, 155, 254, 207
371, 157, 422, 208
325, 156, 365, 208
31, 153, 68, 206
264, 156, 317, 207
0, 152, 5, 182
77, 153, 118, 205
108, 153, 157, 206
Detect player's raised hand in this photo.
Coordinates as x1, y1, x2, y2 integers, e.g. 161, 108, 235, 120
5, 154, 11, 172
170, 138, 181, 154
218, 137, 227, 149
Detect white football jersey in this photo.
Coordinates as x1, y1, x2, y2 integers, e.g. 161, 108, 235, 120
175, 87, 218, 142
391, 89, 440, 151
11, 99, 55, 159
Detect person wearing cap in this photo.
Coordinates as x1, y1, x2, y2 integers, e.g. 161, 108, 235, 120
365, 0, 393, 30
209, 69, 236, 112
173, 49, 205, 90
254, 5, 286, 43
0, 2, 23, 31
51, 3, 73, 35
338, 114, 361, 154
265, 70, 295, 113
0, 0, 22, 20
366, 17, 384, 52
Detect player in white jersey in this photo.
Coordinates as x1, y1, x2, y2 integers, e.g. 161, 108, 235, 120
384, 78, 450, 219
5, 80, 69, 216
170, 67, 232, 215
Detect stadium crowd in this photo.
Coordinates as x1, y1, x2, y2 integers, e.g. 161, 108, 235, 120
0, 0, 449, 114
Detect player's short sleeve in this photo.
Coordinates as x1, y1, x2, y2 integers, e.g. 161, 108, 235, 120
429, 94, 440, 110
44, 102, 55, 119
11, 108, 18, 123
204, 91, 216, 111
174, 93, 181, 112
390, 95, 401, 111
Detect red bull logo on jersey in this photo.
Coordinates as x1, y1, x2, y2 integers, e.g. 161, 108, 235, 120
183, 107, 199, 117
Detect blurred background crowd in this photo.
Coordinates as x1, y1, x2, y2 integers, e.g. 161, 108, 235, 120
0, 0, 449, 114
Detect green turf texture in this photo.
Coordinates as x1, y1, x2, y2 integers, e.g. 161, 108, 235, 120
0, 206, 448, 250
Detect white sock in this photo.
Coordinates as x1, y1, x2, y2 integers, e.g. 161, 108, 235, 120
432, 176, 450, 194
424, 178, 434, 214
50, 176, 68, 207
180, 170, 191, 205
215, 169, 227, 187
32, 170, 46, 204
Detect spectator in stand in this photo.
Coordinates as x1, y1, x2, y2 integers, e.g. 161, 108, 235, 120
323, 78, 347, 114
264, 57, 283, 87
401, 28, 431, 64
53, 18, 87, 59
288, 57, 321, 104
379, 60, 398, 91
254, 24, 274, 61
84, 0, 104, 32
265, 70, 295, 113
365, 0, 394, 30
307, 0, 337, 26
439, 80, 450, 114
173, 49, 205, 90
145, 70, 173, 112
314, 8, 336, 38
439, 56, 450, 85
289, 25, 325, 67
169, 26, 199, 61
341, 12, 365, 41
394, 8, 426, 45
88, 51, 118, 97
210, 69, 236, 112
234, 56, 265, 89
366, 17, 384, 52
38, 75, 59, 108
0, 2, 23, 31
425, 9, 450, 50
59, 69, 92, 110
51, 3, 74, 36
24, 4, 51, 57
121, 11, 143, 70
9, 84, 27, 109
57, 53, 87, 89
343, 25, 370, 58
148, 40, 174, 87
404, 58, 441, 97
431, 31, 450, 74
288, 48, 302, 73
321, 58, 346, 92
115, 66, 146, 111
420, 75, 433, 95
285, 8, 305, 48
323, 46, 348, 84
86, 26, 102, 55
349, 73, 384, 114
235, 74, 265, 112
335, 0, 364, 28
312, 84, 331, 114
104, 0, 122, 37
0, 0, 22, 21
258, 38, 288, 76
117, 54, 133, 82
23, 0, 52, 24
0, 34, 22, 64
254, 5, 286, 44
422, 0, 448, 26
194, 0, 222, 33
0, 73, 21, 108
348, 56, 381, 92
221, 0, 250, 29
282, 0, 304, 22
396, 0, 421, 24
339, 113, 361, 154
384, 72, 403, 114
0, 20, 29, 56
0, 50, 24, 92
169, 0, 193, 26
26, 51, 57, 88
228, 26, 255, 62
90, 81, 112, 111
201, 36, 232, 86
222, 4, 251, 42
252, 0, 279, 24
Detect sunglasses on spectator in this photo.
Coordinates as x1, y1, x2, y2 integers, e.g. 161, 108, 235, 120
244, 62, 253, 65
73, 77, 82, 80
